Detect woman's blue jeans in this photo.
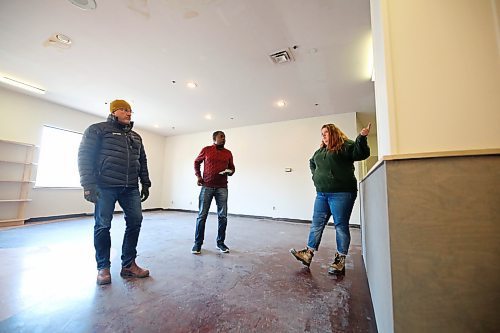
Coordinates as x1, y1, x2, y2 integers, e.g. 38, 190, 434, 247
94, 186, 143, 270
194, 186, 228, 246
307, 192, 357, 255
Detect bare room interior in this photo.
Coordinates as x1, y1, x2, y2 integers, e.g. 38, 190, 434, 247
0, 1, 498, 332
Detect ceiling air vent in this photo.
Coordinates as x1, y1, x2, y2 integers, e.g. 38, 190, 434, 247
269, 48, 295, 64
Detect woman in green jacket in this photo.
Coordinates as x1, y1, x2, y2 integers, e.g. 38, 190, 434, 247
291, 122, 371, 274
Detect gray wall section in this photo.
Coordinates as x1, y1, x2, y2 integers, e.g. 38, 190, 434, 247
362, 155, 500, 333
360, 163, 394, 333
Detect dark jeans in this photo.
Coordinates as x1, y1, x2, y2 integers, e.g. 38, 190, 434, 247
94, 186, 143, 270
307, 192, 357, 255
194, 186, 228, 246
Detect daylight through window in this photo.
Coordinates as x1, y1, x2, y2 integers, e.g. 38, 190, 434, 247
35, 126, 82, 187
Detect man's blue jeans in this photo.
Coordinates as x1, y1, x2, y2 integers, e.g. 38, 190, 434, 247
307, 192, 357, 255
94, 186, 143, 270
194, 186, 228, 246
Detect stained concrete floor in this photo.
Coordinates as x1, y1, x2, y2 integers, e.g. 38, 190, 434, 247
0, 211, 377, 333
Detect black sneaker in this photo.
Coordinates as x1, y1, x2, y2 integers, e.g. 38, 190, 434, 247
216, 243, 230, 253
191, 244, 201, 254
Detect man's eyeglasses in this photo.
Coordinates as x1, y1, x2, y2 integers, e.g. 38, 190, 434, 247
116, 108, 133, 114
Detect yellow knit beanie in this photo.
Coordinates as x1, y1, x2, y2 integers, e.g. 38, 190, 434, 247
110, 100, 131, 113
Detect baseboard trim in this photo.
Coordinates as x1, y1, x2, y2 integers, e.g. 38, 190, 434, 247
24, 208, 360, 228
163, 208, 360, 228
26, 213, 91, 223
25, 208, 164, 223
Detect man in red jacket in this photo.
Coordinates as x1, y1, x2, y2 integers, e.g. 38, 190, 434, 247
192, 131, 235, 254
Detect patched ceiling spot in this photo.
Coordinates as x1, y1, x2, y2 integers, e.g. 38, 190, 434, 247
127, 0, 151, 18
184, 10, 199, 19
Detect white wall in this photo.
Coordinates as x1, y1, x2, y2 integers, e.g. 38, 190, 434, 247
0, 86, 371, 223
163, 113, 368, 224
370, 0, 396, 158
0, 87, 165, 218
372, 0, 500, 156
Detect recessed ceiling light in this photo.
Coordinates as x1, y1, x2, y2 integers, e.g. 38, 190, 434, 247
44, 34, 72, 49
205, 114, 212, 120
0, 76, 45, 94
67, 0, 97, 10
187, 82, 198, 89
154, 124, 159, 128
55, 34, 72, 45
276, 100, 286, 108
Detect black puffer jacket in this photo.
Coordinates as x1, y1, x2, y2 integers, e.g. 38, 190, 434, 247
78, 114, 152, 189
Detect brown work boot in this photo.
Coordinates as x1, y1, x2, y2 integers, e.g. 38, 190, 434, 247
96, 268, 111, 285
290, 247, 314, 267
120, 260, 150, 278
328, 252, 346, 275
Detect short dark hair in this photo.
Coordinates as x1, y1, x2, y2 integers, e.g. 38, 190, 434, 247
213, 131, 224, 141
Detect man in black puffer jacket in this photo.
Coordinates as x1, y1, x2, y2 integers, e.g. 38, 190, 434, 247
78, 99, 151, 285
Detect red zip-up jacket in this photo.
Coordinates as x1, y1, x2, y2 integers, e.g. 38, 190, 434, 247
194, 145, 235, 188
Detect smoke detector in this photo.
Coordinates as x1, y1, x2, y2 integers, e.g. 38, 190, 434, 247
67, 0, 97, 10
269, 48, 295, 64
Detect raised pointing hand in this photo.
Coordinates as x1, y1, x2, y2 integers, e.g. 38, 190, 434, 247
360, 122, 371, 137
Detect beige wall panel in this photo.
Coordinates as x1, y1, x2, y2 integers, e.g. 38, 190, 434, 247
372, 0, 500, 155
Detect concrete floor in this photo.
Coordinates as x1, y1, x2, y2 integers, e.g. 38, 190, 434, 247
0, 211, 377, 333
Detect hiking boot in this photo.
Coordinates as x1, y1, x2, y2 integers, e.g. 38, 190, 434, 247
120, 260, 150, 278
96, 268, 111, 285
216, 243, 230, 253
290, 248, 314, 267
328, 253, 346, 275
191, 244, 202, 254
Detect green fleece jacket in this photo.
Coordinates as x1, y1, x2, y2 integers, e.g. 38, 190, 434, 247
309, 135, 370, 193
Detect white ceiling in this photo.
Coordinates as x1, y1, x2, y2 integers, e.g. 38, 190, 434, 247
0, 0, 375, 136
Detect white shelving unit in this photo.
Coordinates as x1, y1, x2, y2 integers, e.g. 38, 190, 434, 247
0, 139, 37, 227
